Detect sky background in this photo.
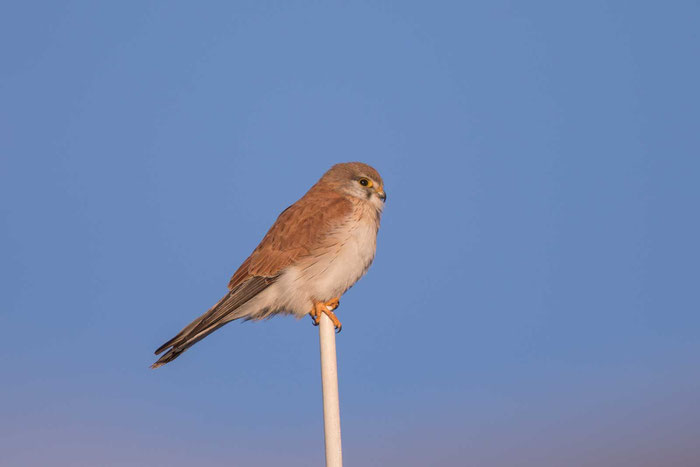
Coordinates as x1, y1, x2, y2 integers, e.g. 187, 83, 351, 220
1, 1, 699, 466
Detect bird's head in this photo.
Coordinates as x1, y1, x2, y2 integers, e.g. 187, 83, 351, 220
320, 162, 386, 209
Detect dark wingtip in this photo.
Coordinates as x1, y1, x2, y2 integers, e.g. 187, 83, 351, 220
155, 336, 178, 355
150, 352, 172, 369
150, 345, 185, 369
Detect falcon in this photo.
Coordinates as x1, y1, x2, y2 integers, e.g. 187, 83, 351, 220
152, 162, 386, 368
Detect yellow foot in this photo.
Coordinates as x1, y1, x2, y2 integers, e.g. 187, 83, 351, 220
309, 298, 342, 333
325, 297, 339, 311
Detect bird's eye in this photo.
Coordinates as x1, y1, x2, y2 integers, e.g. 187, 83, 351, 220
358, 178, 372, 187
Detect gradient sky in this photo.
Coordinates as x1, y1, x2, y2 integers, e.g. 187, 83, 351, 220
2, 1, 699, 466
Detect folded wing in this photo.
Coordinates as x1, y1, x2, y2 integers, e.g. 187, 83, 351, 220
152, 189, 352, 368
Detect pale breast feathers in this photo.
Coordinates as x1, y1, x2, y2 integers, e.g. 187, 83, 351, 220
294, 199, 380, 300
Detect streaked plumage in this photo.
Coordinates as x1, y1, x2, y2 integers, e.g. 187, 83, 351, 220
152, 162, 385, 368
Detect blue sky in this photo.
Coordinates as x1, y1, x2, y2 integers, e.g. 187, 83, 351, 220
1, 1, 699, 466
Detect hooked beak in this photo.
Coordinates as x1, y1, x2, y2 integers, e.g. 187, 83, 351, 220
377, 190, 386, 202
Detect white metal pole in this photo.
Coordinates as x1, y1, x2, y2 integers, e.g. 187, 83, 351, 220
319, 310, 343, 467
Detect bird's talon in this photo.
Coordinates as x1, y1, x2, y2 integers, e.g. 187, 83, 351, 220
309, 299, 342, 331
310, 314, 319, 326
325, 298, 340, 311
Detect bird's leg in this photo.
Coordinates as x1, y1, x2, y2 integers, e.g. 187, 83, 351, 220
309, 298, 342, 333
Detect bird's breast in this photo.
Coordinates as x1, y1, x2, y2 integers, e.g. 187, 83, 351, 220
302, 212, 379, 301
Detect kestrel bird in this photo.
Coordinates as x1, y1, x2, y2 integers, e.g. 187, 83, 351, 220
152, 162, 386, 368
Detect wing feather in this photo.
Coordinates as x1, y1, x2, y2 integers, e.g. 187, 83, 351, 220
151, 276, 274, 366
228, 189, 353, 288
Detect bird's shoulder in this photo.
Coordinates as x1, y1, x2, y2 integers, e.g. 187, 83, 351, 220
228, 189, 353, 290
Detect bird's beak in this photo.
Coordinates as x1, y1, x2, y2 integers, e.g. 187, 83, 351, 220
377, 190, 386, 202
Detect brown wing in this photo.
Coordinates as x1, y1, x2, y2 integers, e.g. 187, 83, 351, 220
228, 188, 353, 289
152, 188, 352, 368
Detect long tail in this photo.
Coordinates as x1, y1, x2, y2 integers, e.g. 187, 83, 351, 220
151, 276, 272, 368
151, 292, 234, 368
